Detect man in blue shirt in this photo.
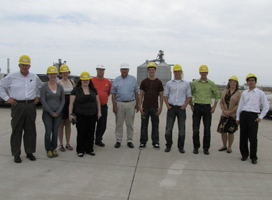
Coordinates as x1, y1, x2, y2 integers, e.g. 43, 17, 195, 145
163, 64, 192, 153
111, 62, 139, 148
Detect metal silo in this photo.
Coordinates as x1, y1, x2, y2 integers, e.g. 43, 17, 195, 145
137, 50, 173, 85
137, 62, 148, 85
156, 62, 171, 85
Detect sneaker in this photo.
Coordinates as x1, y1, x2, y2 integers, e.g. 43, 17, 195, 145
139, 143, 146, 148
47, 151, 54, 158
153, 144, 160, 148
52, 150, 58, 157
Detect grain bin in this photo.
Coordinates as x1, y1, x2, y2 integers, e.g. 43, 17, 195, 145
137, 50, 173, 85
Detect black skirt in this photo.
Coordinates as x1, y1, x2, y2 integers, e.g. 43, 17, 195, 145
62, 95, 70, 119
217, 116, 238, 134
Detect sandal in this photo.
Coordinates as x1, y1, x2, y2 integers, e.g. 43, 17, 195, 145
78, 153, 84, 157
66, 144, 74, 151
59, 145, 65, 152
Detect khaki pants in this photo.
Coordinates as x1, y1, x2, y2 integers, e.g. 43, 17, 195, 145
115, 101, 136, 143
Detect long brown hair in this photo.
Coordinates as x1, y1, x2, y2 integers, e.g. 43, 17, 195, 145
226, 80, 239, 91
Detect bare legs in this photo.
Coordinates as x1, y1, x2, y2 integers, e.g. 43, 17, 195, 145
58, 119, 73, 151
220, 132, 234, 151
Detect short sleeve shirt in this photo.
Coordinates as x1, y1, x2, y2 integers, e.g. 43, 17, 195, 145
140, 78, 164, 108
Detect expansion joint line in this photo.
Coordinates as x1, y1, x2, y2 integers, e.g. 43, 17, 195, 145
127, 149, 141, 200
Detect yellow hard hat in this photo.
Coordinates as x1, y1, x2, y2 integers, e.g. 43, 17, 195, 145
60, 65, 70, 73
80, 71, 91, 80
173, 64, 182, 71
246, 73, 257, 81
47, 66, 58, 74
199, 65, 209, 72
147, 62, 157, 69
19, 55, 31, 65
228, 75, 238, 82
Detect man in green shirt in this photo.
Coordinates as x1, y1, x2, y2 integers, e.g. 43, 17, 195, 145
190, 65, 220, 155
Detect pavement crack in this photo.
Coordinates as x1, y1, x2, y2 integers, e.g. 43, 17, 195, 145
127, 149, 141, 200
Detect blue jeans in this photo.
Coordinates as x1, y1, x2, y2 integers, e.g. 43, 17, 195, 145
165, 107, 186, 149
192, 104, 211, 150
140, 107, 159, 145
42, 110, 63, 152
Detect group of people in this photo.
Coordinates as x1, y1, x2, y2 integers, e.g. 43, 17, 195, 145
0, 55, 269, 165
0, 55, 112, 161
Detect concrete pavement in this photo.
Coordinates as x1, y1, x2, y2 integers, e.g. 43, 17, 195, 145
0, 100, 272, 200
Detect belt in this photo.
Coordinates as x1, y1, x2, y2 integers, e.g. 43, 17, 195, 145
101, 104, 107, 107
169, 104, 181, 108
194, 103, 210, 106
119, 100, 134, 103
16, 100, 35, 103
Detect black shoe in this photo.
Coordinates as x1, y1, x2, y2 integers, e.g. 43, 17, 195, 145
193, 148, 199, 154
153, 144, 160, 149
114, 142, 121, 148
14, 155, 22, 163
179, 148, 185, 154
241, 157, 247, 161
86, 152, 96, 156
139, 143, 146, 148
95, 142, 105, 147
78, 153, 84, 157
252, 159, 257, 164
164, 147, 171, 152
227, 149, 232, 153
127, 142, 134, 148
218, 147, 227, 151
26, 153, 36, 161
204, 149, 209, 155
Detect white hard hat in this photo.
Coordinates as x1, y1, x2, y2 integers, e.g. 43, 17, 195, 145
96, 63, 105, 70
120, 62, 129, 69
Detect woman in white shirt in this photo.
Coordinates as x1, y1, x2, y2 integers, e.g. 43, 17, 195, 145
57, 65, 75, 152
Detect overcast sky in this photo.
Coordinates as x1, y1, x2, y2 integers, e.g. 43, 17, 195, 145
1, 0, 271, 85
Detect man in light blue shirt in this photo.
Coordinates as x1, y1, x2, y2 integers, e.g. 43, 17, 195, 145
163, 64, 192, 153
111, 62, 139, 148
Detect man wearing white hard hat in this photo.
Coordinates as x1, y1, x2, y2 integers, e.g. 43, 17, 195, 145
91, 64, 112, 147
111, 62, 139, 148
